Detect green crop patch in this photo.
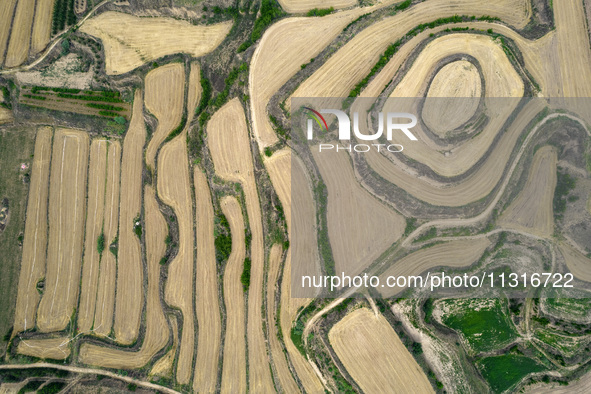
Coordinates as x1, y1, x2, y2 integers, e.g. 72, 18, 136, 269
478, 354, 546, 392
440, 298, 519, 354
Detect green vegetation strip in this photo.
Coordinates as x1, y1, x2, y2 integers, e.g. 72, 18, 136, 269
348, 15, 500, 97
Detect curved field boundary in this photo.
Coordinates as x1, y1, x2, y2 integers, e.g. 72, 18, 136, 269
499, 146, 557, 238
144, 63, 185, 170
264, 149, 324, 392
3, 0, 35, 68
558, 242, 591, 283
378, 238, 491, 297
278, 0, 356, 13
365, 100, 545, 208
290, 0, 530, 103
402, 112, 590, 245
37, 128, 89, 333
16, 337, 71, 360
329, 308, 433, 393
12, 126, 53, 335
30, 0, 56, 55
250, 7, 379, 148
266, 243, 300, 392
157, 135, 195, 385
220, 196, 247, 394
193, 168, 221, 392
79, 11, 232, 75
93, 141, 121, 337
423, 60, 481, 137
0, 363, 180, 394
79, 186, 169, 370
78, 139, 108, 333
150, 316, 179, 378
208, 98, 274, 393
114, 89, 146, 345
312, 148, 405, 276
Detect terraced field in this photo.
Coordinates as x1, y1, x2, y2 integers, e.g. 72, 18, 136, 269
3, 0, 591, 392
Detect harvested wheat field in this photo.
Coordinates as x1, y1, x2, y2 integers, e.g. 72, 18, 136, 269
266, 244, 299, 393
30, 0, 56, 55
0, 107, 13, 124
79, 12, 232, 74
114, 89, 145, 345
78, 139, 108, 334
330, 308, 433, 394
208, 98, 274, 393
365, 100, 547, 207
555, 0, 591, 97
12, 126, 53, 335
422, 60, 481, 138
313, 149, 405, 276
265, 149, 324, 392
157, 134, 195, 385
559, 242, 591, 283
220, 196, 247, 394
150, 317, 178, 378
250, 7, 376, 148
499, 146, 557, 238
93, 141, 121, 337
144, 63, 185, 170
193, 168, 221, 392
278, 0, 356, 13
3, 0, 36, 68
187, 62, 202, 122
16, 337, 71, 360
0, 0, 17, 65
380, 34, 522, 178
379, 238, 491, 297
37, 128, 89, 333
290, 0, 530, 104
79, 186, 168, 369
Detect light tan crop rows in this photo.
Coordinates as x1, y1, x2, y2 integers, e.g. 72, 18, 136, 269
329, 308, 433, 393
365, 99, 546, 207
220, 196, 247, 394
381, 34, 522, 178
423, 60, 481, 138
114, 90, 146, 345
264, 149, 324, 392
37, 128, 89, 333
144, 63, 185, 170
249, 7, 374, 148
291, 0, 530, 103
93, 141, 121, 337
79, 186, 169, 369
266, 244, 300, 392
312, 148, 405, 276
157, 135, 195, 385
208, 98, 274, 392
150, 317, 178, 378
78, 140, 108, 333
3, 0, 35, 68
79, 12, 232, 75
559, 242, 591, 283
17, 337, 71, 360
379, 238, 491, 297
12, 126, 53, 335
31, 0, 56, 55
499, 146, 557, 238
277, 0, 356, 13
0, 0, 17, 65
192, 168, 221, 392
